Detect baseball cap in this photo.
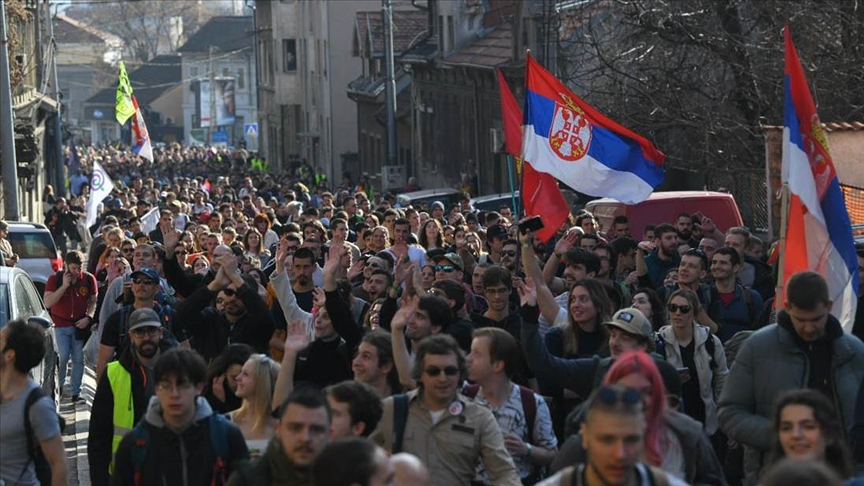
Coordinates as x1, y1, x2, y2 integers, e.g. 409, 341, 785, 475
434, 252, 463, 271
486, 223, 508, 240
602, 308, 652, 338
127, 308, 162, 332
426, 248, 447, 262
130, 268, 160, 283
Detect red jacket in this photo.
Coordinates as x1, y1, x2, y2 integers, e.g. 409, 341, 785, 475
45, 270, 97, 327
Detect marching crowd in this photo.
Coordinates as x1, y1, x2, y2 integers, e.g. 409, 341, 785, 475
1, 143, 864, 486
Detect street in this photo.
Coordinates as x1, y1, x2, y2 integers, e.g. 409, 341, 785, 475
60, 365, 96, 486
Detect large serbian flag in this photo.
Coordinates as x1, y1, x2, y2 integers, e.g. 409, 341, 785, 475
131, 94, 153, 162
521, 55, 665, 204
780, 27, 858, 328
497, 69, 569, 241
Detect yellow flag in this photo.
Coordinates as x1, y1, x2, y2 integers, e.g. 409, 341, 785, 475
116, 61, 135, 125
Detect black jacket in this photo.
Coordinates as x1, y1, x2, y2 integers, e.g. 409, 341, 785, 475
88, 345, 168, 486
177, 283, 275, 361
226, 439, 310, 486
112, 397, 249, 486
163, 254, 216, 299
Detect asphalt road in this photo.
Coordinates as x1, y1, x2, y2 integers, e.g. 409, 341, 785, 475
60, 365, 96, 486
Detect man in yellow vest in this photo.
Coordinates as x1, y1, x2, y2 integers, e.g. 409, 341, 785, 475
87, 308, 170, 486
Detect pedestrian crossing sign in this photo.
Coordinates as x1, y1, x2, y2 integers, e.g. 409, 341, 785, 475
244, 123, 259, 138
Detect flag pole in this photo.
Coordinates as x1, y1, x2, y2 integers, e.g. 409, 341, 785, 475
506, 154, 518, 217
776, 177, 789, 310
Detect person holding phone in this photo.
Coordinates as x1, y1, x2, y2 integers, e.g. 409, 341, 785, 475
43, 250, 98, 403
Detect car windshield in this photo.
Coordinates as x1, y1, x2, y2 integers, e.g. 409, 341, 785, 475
0, 283, 8, 327
8, 232, 56, 258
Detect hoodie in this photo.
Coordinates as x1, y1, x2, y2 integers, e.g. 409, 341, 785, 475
111, 396, 249, 486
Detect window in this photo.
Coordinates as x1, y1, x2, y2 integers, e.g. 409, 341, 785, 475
222, 67, 230, 77
447, 15, 454, 51
438, 15, 444, 47
237, 68, 245, 89
191, 67, 198, 77
283, 39, 297, 72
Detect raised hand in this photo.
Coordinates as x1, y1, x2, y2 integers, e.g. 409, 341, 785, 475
516, 276, 538, 307
163, 229, 181, 251
554, 230, 579, 255
284, 320, 311, 353
391, 294, 419, 333
324, 243, 345, 273
312, 287, 326, 309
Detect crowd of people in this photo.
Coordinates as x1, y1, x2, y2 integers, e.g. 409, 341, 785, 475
1, 142, 863, 486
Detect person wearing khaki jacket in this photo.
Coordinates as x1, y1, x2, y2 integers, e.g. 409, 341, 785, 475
371, 333, 520, 486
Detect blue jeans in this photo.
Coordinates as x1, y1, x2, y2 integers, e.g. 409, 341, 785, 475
55, 326, 84, 396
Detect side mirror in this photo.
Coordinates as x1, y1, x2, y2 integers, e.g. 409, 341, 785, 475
28, 316, 53, 330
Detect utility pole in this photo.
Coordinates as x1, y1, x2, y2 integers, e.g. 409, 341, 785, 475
1, 0, 20, 219
46, 0, 64, 195
208, 45, 216, 145
383, 0, 397, 166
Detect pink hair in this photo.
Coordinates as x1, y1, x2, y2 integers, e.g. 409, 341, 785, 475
602, 351, 667, 466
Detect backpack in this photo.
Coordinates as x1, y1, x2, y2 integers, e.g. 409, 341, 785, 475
116, 303, 178, 353
18, 387, 67, 486
127, 413, 231, 486
655, 331, 717, 371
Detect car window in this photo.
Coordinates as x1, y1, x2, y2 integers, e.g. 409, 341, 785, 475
13, 277, 37, 320
8, 232, 57, 258
21, 277, 46, 315
0, 283, 9, 327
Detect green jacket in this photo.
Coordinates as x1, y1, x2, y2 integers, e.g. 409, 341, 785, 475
225, 439, 311, 486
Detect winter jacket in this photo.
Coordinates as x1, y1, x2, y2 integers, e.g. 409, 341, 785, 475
717, 311, 864, 485
177, 283, 275, 361
112, 397, 249, 486
657, 323, 728, 434
550, 410, 727, 486
226, 438, 311, 486
88, 345, 167, 486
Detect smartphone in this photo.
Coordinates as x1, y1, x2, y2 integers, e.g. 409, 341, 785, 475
519, 216, 544, 235
677, 367, 692, 383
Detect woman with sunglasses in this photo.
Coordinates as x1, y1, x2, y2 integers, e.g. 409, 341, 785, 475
766, 389, 855, 481
550, 351, 726, 485
229, 353, 281, 459
657, 288, 728, 439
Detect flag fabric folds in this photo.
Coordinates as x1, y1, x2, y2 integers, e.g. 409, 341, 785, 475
116, 61, 135, 125
131, 95, 153, 162
85, 159, 115, 228
497, 69, 569, 242
780, 27, 858, 329
521, 55, 665, 204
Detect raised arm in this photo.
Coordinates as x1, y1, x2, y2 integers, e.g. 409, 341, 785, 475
272, 320, 310, 410
390, 295, 419, 390
520, 230, 566, 325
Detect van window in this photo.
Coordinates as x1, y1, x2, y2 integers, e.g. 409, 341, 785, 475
8, 232, 56, 259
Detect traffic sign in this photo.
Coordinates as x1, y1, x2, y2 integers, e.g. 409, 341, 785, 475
244, 123, 259, 138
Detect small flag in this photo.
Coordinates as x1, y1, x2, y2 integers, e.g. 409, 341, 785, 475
116, 61, 135, 125
131, 95, 153, 162
202, 179, 212, 193
497, 69, 569, 242
522, 54, 665, 204
140, 207, 160, 234
85, 159, 115, 228
779, 26, 858, 328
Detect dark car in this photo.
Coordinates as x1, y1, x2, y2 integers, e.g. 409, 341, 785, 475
0, 266, 59, 400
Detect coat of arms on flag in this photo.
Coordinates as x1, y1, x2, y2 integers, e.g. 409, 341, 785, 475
549, 96, 592, 162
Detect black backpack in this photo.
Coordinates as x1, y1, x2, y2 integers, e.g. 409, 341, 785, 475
17, 387, 66, 485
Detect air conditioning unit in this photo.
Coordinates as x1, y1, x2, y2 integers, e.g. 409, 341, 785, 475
489, 127, 503, 153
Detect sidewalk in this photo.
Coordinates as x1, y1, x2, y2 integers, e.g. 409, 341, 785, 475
59, 365, 97, 486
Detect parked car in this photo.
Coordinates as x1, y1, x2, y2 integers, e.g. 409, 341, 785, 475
6, 222, 62, 295
471, 189, 582, 213
0, 266, 59, 400
586, 191, 744, 239
396, 188, 464, 209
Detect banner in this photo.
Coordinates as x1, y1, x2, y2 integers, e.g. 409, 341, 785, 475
85, 160, 115, 228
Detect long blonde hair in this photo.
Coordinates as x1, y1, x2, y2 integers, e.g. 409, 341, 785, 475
235, 354, 280, 431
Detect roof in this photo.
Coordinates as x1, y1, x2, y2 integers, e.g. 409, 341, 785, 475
85, 55, 182, 106
354, 10, 428, 58
588, 191, 735, 205
444, 22, 513, 69
178, 16, 253, 53
54, 14, 120, 45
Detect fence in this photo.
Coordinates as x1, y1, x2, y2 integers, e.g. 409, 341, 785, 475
706, 169, 770, 235
841, 183, 864, 226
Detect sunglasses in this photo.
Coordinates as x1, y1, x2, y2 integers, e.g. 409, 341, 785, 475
434, 265, 456, 272
500, 250, 517, 257
122, 248, 135, 253
132, 278, 157, 285
424, 366, 459, 377
667, 303, 692, 314
596, 386, 642, 406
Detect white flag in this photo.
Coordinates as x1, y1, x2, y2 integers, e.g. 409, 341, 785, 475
85, 160, 115, 228
140, 207, 160, 234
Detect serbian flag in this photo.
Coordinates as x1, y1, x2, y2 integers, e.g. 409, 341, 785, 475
780, 27, 858, 329
131, 95, 153, 162
522, 55, 665, 204
202, 179, 212, 193
498, 69, 568, 241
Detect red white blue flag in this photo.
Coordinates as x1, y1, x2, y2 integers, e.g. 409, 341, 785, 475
521, 55, 665, 204
781, 27, 858, 328
131, 95, 153, 162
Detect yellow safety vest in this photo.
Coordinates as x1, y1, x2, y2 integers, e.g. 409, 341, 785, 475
106, 361, 135, 474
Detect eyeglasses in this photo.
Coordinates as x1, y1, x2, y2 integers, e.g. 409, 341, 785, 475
424, 366, 459, 377
131, 327, 160, 338
667, 303, 692, 314
595, 386, 643, 406
434, 265, 456, 273
500, 250, 517, 257
156, 380, 195, 393
132, 278, 157, 285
